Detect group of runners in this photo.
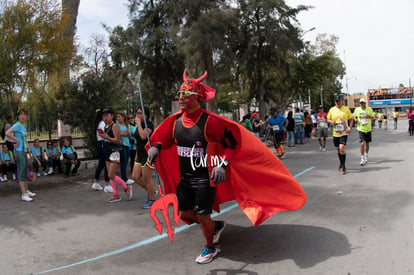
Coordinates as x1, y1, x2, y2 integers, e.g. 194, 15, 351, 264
265, 94, 375, 175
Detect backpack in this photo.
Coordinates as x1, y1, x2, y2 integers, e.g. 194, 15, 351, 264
0, 124, 5, 140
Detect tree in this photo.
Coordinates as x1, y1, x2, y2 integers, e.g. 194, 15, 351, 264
61, 0, 80, 80
234, 0, 308, 117
108, 0, 185, 124
57, 66, 125, 157
0, 0, 72, 117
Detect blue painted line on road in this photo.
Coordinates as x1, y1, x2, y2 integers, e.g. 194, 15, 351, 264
31, 167, 314, 275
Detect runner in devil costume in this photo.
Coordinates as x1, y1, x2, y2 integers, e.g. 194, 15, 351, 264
147, 69, 307, 264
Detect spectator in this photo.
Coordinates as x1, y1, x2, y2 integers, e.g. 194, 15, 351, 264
91, 109, 110, 192
294, 108, 304, 144
5, 109, 36, 202
304, 111, 313, 141
52, 140, 62, 173
0, 143, 16, 181
251, 112, 263, 138
285, 111, 295, 147
244, 113, 252, 132
45, 141, 59, 175
31, 139, 48, 177
61, 138, 81, 178
3, 115, 14, 152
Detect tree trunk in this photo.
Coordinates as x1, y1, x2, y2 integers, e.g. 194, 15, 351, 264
61, 0, 80, 81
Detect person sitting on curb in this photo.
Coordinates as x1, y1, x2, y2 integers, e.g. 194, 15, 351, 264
61, 138, 81, 178
0, 143, 16, 181
31, 139, 48, 177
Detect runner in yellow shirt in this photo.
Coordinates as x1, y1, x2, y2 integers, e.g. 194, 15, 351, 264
327, 95, 354, 175
392, 109, 399, 130
353, 98, 375, 166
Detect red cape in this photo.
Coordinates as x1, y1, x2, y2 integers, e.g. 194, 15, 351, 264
148, 109, 306, 226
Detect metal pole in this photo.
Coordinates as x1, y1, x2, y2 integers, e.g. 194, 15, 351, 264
136, 72, 163, 193
136, 72, 152, 148
320, 86, 323, 106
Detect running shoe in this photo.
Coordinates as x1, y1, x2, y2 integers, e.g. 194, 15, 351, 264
3, 175, 7, 181
12, 173, 16, 180
195, 246, 218, 264
126, 179, 135, 185
26, 190, 36, 197
213, 220, 227, 244
142, 199, 154, 209
106, 195, 121, 203
360, 157, 365, 166
148, 189, 159, 200
319, 145, 322, 151
42, 171, 48, 176
104, 184, 113, 193
364, 155, 368, 165
47, 167, 53, 175
36, 172, 41, 177
92, 181, 103, 191
341, 168, 346, 175
125, 186, 133, 200
21, 193, 33, 202
322, 147, 326, 152
0, 176, 4, 182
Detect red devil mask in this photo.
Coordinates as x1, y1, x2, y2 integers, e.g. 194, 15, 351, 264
179, 69, 216, 102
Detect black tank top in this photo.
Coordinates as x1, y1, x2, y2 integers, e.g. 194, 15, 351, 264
104, 122, 122, 152
174, 112, 209, 184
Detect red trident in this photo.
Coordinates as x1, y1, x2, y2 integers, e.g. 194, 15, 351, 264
150, 185, 180, 242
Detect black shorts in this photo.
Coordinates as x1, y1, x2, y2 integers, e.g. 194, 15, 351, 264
273, 132, 284, 147
333, 136, 348, 147
134, 151, 154, 168
176, 182, 216, 215
359, 131, 372, 143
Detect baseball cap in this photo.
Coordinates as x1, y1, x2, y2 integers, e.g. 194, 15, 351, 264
318, 105, 323, 109
334, 95, 343, 101
359, 98, 367, 103
102, 107, 114, 114
252, 112, 259, 117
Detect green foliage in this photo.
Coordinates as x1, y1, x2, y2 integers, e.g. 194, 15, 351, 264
56, 67, 125, 157
0, 0, 71, 119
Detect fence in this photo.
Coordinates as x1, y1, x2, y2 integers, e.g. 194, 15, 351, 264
26, 128, 84, 141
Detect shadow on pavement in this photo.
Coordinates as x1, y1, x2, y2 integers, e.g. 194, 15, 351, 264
218, 224, 351, 268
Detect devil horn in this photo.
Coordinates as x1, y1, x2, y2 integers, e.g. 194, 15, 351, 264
183, 69, 188, 82
195, 71, 207, 83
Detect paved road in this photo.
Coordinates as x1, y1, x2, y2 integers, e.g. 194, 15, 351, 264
1, 121, 413, 275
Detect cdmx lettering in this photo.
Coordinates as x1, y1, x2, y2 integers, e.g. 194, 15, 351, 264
189, 145, 226, 171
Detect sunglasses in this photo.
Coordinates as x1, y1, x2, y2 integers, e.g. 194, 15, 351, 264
178, 91, 198, 97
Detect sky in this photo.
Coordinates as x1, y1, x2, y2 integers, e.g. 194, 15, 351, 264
77, 0, 414, 94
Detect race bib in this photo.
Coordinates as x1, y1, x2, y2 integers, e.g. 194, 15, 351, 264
361, 118, 368, 126
272, 125, 280, 132
318, 121, 327, 128
335, 124, 345, 132
109, 151, 120, 162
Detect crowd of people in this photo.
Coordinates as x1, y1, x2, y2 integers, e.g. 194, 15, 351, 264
1, 73, 410, 265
